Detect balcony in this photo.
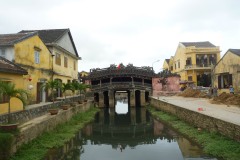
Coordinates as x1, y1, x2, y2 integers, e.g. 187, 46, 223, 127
184, 64, 212, 70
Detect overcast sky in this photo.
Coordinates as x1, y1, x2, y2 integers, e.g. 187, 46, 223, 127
1, 0, 240, 73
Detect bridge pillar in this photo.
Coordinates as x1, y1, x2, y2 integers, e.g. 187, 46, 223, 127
130, 89, 135, 107
99, 92, 104, 108
108, 90, 114, 108
140, 90, 146, 106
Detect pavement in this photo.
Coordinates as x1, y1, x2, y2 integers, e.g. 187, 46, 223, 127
152, 96, 240, 126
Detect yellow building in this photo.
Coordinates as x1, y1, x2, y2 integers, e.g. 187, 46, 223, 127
79, 71, 89, 83
0, 32, 52, 104
20, 29, 81, 98
162, 56, 174, 72
0, 56, 28, 114
213, 49, 240, 94
171, 41, 220, 87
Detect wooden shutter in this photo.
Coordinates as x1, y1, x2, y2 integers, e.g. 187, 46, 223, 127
218, 75, 221, 89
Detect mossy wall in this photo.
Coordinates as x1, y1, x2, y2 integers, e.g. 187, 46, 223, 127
150, 97, 240, 141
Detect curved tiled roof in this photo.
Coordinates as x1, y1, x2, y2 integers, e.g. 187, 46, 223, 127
0, 56, 28, 75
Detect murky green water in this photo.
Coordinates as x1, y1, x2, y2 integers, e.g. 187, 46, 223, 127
45, 100, 217, 160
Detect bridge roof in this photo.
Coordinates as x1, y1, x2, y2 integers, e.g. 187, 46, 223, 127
87, 64, 155, 80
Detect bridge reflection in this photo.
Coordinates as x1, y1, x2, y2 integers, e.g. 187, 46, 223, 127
45, 102, 212, 160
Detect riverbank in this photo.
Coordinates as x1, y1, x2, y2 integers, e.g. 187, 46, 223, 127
148, 106, 240, 160
10, 106, 99, 160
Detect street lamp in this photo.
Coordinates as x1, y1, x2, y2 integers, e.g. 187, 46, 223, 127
152, 59, 160, 73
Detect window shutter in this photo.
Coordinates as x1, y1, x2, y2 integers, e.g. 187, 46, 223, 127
229, 74, 233, 85
218, 75, 221, 89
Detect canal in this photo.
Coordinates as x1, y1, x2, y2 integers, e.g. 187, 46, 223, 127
45, 98, 217, 160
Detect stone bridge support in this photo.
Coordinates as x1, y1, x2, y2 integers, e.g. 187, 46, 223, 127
108, 90, 115, 108
130, 90, 135, 107
99, 92, 104, 108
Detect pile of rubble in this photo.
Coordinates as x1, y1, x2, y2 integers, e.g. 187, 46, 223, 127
211, 92, 240, 106
178, 87, 208, 98
178, 87, 240, 107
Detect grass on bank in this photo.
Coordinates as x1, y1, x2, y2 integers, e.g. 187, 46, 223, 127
148, 106, 240, 160
10, 106, 99, 160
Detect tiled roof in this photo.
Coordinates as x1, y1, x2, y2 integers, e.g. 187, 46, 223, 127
0, 32, 36, 46
0, 56, 28, 75
165, 59, 170, 64
19, 29, 79, 57
229, 49, 240, 56
19, 29, 68, 44
181, 41, 216, 48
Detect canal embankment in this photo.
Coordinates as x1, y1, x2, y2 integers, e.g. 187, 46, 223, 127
10, 105, 99, 160
148, 106, 240, 160
150, 96, 240, 141
0, 96, 99, 160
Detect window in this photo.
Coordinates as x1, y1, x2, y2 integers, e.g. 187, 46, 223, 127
64, 56, 68, 68
178, 60, 180, 68
218, 74, 232, 89
186, 57, 192, 65
196, 54, 216, 67
55, 53, 61, 65
34, 50, 40, 64
0, 49, 6, 58
74, 61, 76, 70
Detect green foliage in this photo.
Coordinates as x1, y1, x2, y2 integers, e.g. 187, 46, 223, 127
61, 82, 74, 101
0, 81, 29, 123
147, 105, 240, 160
0, 133, 14, 159
10, 106, 99, 160
41, 80, 61, 103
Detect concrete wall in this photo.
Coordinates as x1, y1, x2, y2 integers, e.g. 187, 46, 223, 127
152, 76, 180, 96
0, 96, 81, 124
150, 98, 240, 141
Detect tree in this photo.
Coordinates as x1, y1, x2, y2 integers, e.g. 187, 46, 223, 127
72, 82, 90, 100
41, 80, 61, 104
0, 81, 28, 123
61, 82, 74, 101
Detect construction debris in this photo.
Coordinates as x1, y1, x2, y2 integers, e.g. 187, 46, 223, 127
178, 87, 240, 107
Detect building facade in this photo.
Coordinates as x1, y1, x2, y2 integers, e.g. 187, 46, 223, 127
0, 29, 80, 104
0, 56, 28, 114
169, 41, 220, 87
0, 32, 52, 104
20, 29, 81, 99
213, 49, 240, 94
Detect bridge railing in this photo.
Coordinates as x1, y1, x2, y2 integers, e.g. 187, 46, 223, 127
91, 82, 152, 90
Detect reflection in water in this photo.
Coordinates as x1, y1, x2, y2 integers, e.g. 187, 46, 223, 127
44, 101, 217, 160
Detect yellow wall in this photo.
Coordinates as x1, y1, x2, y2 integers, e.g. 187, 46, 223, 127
80, 71, 89, 77
14, 35, 52, 103
52, 47, 79, 83
213, 51, 240, 93
162, 60, 169, 70
0, 73, 25, 114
